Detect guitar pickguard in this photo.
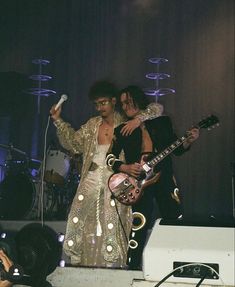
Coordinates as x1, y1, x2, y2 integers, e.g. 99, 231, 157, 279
108, 170, 161, 205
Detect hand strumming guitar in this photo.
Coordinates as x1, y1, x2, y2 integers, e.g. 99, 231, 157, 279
119, 162, 142, 178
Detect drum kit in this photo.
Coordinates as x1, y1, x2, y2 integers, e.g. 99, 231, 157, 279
0, 143, 79, 221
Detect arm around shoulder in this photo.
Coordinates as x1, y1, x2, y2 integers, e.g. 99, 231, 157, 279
136, 102, 163, 123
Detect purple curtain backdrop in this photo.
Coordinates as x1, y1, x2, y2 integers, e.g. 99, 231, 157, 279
0, 0, 234, 219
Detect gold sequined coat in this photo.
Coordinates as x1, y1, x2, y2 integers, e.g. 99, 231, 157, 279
54, 104, 163, 267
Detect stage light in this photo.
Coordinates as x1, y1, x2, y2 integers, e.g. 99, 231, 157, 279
57, 233, 65, 243
0, 232, 6, 239
59, 260, 65, 267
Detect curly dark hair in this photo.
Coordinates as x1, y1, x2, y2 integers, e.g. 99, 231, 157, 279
88, 80, 118, 101
117, 85, 149, 111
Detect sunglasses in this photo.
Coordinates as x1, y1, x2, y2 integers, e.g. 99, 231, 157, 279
94, 100, 111, 108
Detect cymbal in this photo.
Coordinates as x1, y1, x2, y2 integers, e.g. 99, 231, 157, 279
0, 143, 9, 149
0, 143, 27, 156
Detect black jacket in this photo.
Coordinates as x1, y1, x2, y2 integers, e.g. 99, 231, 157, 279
108, 116, 188, 177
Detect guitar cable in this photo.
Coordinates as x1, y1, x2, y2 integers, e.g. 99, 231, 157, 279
107, 154, 131, 245
111, 194, 129, 246
153, 263, 224, 287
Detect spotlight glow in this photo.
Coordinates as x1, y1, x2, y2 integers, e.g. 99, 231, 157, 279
59, 260, 65, 267
0, 233, 7, 239
58, 233, 65, 243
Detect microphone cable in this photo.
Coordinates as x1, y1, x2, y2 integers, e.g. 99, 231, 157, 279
39, 115, 51, 226
38, 94, 68, 224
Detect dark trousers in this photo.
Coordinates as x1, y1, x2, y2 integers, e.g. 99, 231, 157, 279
127, 181, 182, 270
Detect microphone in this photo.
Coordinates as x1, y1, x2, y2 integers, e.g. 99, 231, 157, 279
54, 94, 68, 111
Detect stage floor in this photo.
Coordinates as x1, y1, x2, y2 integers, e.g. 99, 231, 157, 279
1, 220, 234, 287
14, 266, 231, 287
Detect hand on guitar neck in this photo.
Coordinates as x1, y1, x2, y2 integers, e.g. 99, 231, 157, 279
118, 126, 200, 178
183, 127, 200, 149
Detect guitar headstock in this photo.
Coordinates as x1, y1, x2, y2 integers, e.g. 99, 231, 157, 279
198, 115, 220, 130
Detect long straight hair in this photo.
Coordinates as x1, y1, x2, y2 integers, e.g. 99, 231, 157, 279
117, 85, 149, 113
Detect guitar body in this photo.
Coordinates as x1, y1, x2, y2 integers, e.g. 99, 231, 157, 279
108, 170, 161, 205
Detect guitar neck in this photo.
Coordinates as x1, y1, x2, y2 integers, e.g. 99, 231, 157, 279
147, 135, 187, 168
142, 115, 219, 171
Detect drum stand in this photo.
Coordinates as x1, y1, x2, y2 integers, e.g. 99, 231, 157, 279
42, 174, 78, 221
0, 144, 34, 220
55, 172, 79, 220
47, 183, 68, 220
40, 154, 80, 220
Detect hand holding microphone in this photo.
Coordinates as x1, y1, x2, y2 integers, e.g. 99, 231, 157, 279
0, 249, 23, 286
50, 94, 68, 121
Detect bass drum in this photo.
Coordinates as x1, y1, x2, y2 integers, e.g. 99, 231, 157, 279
25, 180, 56, 220
0, 173, 55, 220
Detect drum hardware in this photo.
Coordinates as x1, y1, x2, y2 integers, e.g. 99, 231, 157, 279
44, 170, 65, 186
4, 160, 28, 174
42, 183, 64, 220
0, 172, 37, 220
33, 149, 74, 220
0, 142, 34, 177
0, 164, 5, 182
28, 158, 41, 170
44, 150, 70, 186
0, 147, 80, 221
24, 180, 56, 220
0, 143, 27, 157
28, 158, 41, 177
0, 173, 56, 220
48, 171, 79, 220
3, 158, 41, 179
63, 175, 79, 218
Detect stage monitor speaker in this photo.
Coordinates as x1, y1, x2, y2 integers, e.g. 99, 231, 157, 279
143, 218, 235, 286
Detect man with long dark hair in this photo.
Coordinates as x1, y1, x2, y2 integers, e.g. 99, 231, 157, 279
107, 85, 199, 269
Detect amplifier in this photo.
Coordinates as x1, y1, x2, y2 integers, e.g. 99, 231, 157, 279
143, 218, 235, 286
